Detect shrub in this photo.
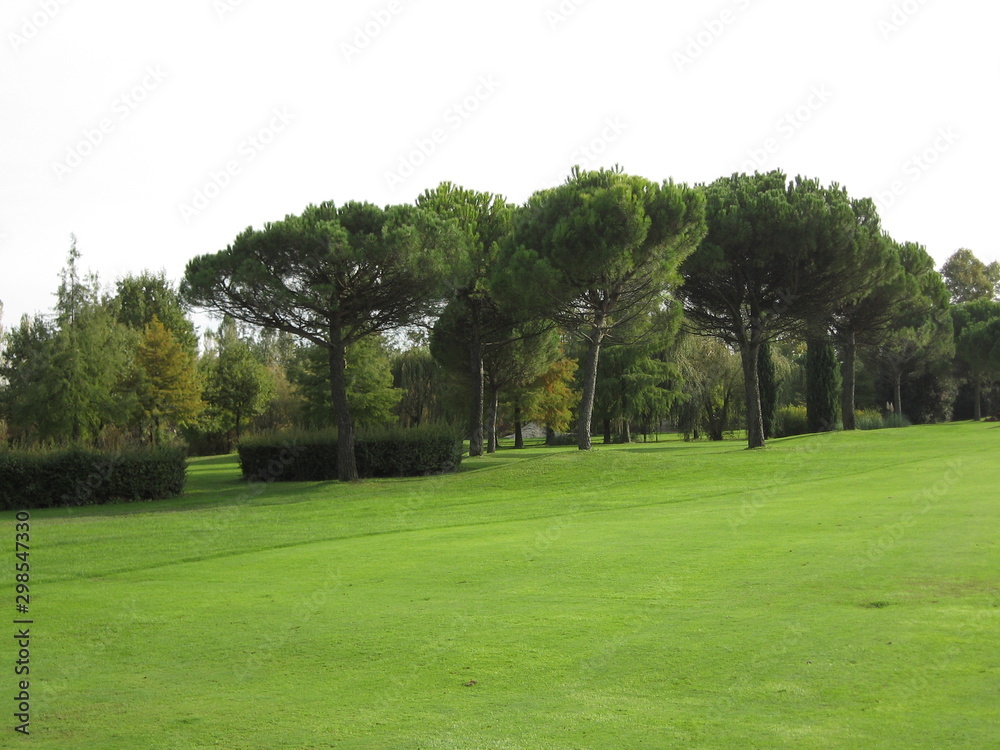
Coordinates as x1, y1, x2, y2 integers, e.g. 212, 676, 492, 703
855, 409, 885, 431
855, 410, 912, 431
237, 424, 463, 482
0, 447, 187, 511
545, 432, 579, 446
882, 413, 912, 429
775, 405, 809, 438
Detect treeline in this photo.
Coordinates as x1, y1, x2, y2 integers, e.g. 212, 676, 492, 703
2, 170, 999, 478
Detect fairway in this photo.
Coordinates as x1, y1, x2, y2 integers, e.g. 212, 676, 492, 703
18, 423, 1000, 748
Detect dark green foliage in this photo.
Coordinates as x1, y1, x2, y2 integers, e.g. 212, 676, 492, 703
887, 371, 957, 425
544, 432, 580, 447
391, 347, 463, 428
856, 410, 911, 430
496, 167, 706, 451
111, 270, 198, 357
951, 300, 1000, 420
806, 337, 841, 432
775, 405, 809, 438
237, 425, 463, 482
183, 200, 468, 482
287, 338, 401, 430
682, 172, 883, 448
0, 447, 186, 510
757, 339, 777, 439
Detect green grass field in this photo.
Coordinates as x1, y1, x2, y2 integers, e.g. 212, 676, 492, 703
13, 422, 1000, 748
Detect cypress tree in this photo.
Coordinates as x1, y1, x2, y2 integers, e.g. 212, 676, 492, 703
757, 339, 777, 440
806, 337, 841, 433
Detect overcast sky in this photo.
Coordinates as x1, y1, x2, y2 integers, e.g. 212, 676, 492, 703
2, 0, 996, 335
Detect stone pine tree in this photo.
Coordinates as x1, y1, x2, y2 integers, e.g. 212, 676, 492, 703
416, 183, 514, 457
681, 172, 879, 449
182, 201, 467, 481
862, 242, 952, 419
825, 201, 899, 430
952, 300, 1000, 420
495, 167, 706, 451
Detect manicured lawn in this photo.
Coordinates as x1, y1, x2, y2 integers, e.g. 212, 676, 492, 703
14, 422, 1000, 748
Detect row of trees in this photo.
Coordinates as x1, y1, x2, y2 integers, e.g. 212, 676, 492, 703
3, 169, 999, 481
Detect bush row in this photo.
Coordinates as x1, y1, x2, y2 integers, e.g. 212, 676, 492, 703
237, 425, 464, 482
0, 447, 187, 510
775, 406, 912, 438
856, 409, 912, 430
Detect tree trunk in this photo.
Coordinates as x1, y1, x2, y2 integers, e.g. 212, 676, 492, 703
740, 337, 765, 449
329, 328, 358, 482
603, 418, 612, 445
513, 401, 524, 449
546, 426, 555, 446
893, 372, 903, 419
577, 323, 605, 451
840, 331, 857, 430
487, 384, 499, 454
468, 314, 484, 457
235, 409, 242, 443
973, 379, 982, 421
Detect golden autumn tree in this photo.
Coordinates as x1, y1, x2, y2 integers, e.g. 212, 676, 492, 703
135, 316, 203, 444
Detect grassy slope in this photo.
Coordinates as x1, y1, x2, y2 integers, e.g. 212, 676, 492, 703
17, 423, 1000, 748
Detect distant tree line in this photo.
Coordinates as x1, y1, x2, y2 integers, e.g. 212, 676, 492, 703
2, 169, 999, 480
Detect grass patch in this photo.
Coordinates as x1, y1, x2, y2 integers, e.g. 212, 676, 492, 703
13, 422, 1000, 748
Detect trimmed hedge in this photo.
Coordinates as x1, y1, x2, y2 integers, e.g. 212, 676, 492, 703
0, 447, 187, 510
237, 425, 463, 482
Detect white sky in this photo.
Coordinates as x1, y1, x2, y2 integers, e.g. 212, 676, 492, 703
2, 0, 997, 336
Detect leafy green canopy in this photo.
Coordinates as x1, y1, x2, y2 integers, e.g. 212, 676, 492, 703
182, 200, 467, 480
498, 168, 706, 329
681, 171, 896, 447
495, 167, 706, 450
182, 201, 468, 349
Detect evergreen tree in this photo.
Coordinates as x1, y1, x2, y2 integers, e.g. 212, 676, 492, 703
757, 339, 778, 440
496, 167, 705, 450
183, 201, 467, 481
806, 336, 841, 433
